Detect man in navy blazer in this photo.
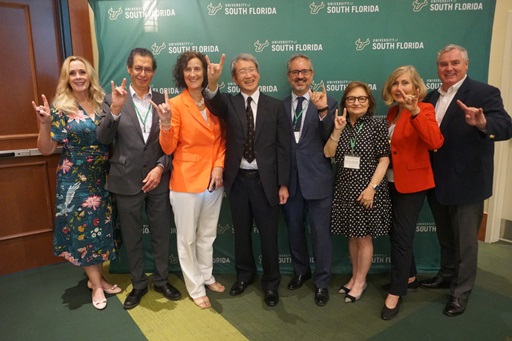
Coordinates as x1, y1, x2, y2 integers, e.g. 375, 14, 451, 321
282, 54, 337, 306
421, 44, 512, 316
204, 53, 292, 306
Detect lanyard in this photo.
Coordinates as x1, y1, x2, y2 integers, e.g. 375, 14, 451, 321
349, 121, 364, 153
135, 104, 151, 133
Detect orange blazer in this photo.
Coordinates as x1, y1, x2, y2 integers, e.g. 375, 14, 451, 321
387, 102, 444, 194
160, 89, 225, 193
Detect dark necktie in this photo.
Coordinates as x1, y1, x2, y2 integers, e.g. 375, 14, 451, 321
243, 97, 255, 163
294, 96, 305, 132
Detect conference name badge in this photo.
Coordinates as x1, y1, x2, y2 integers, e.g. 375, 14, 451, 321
344, 155, 360, 169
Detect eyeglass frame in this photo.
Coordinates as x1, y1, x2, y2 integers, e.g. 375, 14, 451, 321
131, 66, 155, 75
288, 69, 313, 77
345, 96, 369, 104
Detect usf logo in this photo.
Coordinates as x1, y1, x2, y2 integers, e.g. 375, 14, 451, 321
169, 254, 179, 264
412, 0, 428, 12
217, 224, 231, 234
355, 38, 370, 51
311, 80, 324, 92
309, 2, 325, 14
207, 2, 222, 15
108, 7, 123, 20
219, 82, 226, 90
151, 42, 166, 55
254, 40, 269, 52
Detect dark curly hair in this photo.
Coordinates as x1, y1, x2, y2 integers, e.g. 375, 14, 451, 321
172, 51, 208, 89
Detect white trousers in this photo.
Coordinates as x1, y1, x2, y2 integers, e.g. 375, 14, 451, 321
170, 188, 224, 299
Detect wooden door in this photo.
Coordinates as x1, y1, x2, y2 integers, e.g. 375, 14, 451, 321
0, 0, 63, 275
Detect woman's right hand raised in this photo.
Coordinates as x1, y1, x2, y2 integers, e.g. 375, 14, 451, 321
205, 54, 225, 90
32, 94, 51, 125
150, 89, 171, 124
334, 108, 347, 131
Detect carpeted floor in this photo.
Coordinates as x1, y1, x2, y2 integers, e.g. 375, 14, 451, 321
1, 241, 511, 340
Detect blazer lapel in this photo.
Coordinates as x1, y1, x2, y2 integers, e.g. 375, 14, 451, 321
235, 93, 248, 136
440, 77, 471, 131
300, 101, 316, 139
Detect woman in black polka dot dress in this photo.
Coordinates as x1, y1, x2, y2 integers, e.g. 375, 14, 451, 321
324, 81, 392, 303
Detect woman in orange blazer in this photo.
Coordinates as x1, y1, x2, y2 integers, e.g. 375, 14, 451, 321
157, 51, 226, 309
380, 65, 444, 320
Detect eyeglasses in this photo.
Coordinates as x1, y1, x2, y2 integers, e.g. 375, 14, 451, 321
288, 69, 312, 77
132, 66, 154, 74
346, 96, 369, 104
236, 67, 258, 77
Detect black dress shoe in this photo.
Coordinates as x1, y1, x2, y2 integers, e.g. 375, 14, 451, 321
419, 276, 451, 289
443, 296, 467, 317
229, 281, 251, 296
123, 287, 148, 310
381, 298, 402, 320
264, 290, 279, 306
314, 288, 329, 306
381, 279, 419, 292
155, 283, 182, 301
287, 273, 312, 290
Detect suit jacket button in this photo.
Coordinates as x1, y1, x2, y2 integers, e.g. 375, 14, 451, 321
489, 134, 495, 139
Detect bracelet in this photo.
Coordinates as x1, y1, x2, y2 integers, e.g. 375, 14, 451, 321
330, 134, 339, 142
318, 106, 329, 113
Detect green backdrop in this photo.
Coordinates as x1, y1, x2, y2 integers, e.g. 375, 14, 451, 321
88, 0, 496, 274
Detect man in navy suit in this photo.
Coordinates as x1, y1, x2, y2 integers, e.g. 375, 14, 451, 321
204, 53, 292, 306
420, 44, 512, 316
282, 54, 337, 306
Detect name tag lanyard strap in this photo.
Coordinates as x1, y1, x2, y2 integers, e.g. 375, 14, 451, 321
348, 121, 365, 155
135, 104, 152, 133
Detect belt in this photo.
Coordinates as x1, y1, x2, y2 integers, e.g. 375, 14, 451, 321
238, 169, 259, 179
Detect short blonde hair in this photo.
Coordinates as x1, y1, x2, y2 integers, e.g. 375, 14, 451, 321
382, 65, 427, 106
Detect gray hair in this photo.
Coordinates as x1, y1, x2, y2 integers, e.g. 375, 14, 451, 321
286, 54, 314, 71
230, 53, 259, 77
437, 44, 469, 63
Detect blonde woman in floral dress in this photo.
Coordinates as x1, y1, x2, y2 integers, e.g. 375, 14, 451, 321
32, 56, 120, 310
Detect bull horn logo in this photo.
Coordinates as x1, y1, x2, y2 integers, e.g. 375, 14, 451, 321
207, 2, 223, 15
151, 42, 166, 55
355, 38, 370, 51
412, 0, 428, 12
254, 40, 269, 53
309, 2, 325, 14
108, 7, 123, 20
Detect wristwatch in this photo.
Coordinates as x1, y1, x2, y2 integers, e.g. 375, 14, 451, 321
370, 182, 379, 190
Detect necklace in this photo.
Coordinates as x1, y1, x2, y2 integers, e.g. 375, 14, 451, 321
193, 97, 204, 107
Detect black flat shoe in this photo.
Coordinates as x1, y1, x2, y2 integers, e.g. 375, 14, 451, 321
381, 298, 402, 320
123, 287, 148, 310
419, 276, 451, 289
287, 273, 312, 290
155, 283, 182, 301
443, 296, 467, 317
314, 288, 329, 306
264, 290, 279, 306
229, 281, 251, 296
